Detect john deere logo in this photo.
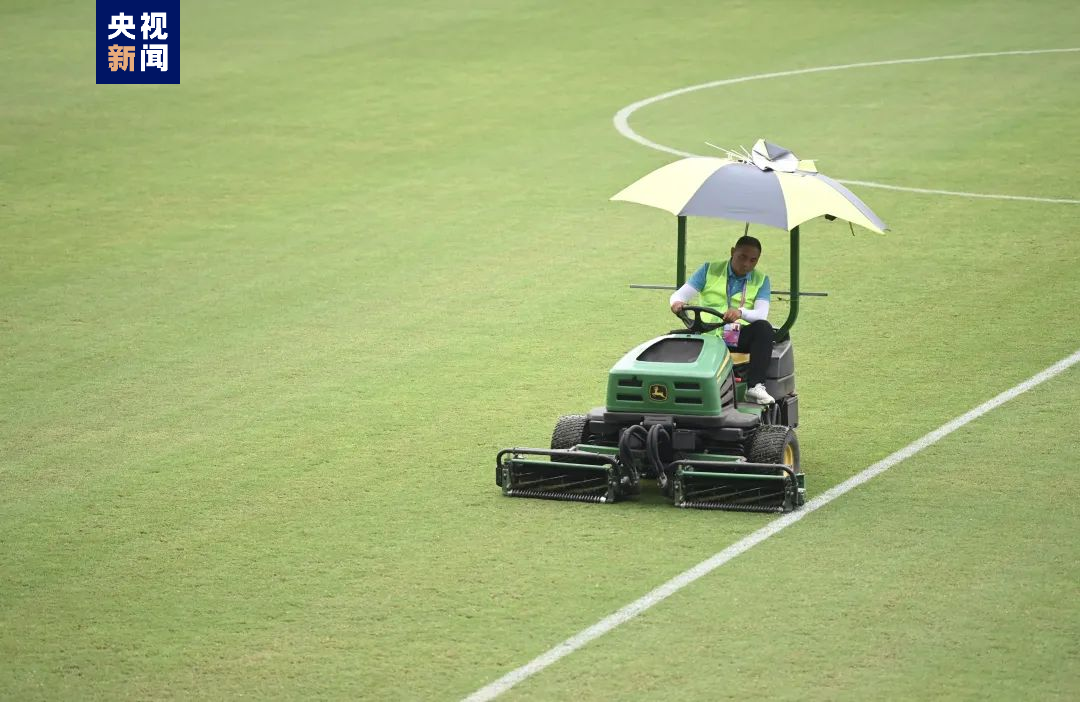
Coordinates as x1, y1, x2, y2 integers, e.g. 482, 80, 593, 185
648, 383, 668, 401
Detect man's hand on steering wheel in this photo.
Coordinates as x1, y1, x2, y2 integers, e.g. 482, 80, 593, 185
673, 305, 728, 334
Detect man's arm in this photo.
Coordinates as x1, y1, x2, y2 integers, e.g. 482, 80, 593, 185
738, 275, 771, 321
669, 283, 700, 312
669, 264, 708, 312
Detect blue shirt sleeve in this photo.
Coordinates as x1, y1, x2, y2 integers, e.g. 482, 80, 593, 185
757, 275, 771, 303
687, 263, 708, 291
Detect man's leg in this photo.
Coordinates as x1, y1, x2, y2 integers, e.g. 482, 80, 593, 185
734, 320, 773, 388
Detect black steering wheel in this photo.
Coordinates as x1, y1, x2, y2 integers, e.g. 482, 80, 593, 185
675, 305, 728, 334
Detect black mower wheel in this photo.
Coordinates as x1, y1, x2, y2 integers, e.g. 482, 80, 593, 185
749, 424, 800, 470
551, 414, 589, 450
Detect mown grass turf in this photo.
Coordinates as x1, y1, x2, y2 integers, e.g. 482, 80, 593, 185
2, 0, 1078, 699
503, 366, 1080, 701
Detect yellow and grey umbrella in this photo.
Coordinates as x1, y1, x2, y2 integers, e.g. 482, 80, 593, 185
610, 140, 888, 338
611, 140, 888, 234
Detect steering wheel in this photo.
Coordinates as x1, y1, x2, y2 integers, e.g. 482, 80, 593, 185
675, 305, 728, 334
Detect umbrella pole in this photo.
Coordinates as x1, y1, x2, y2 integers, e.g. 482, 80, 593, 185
676, 216, 687, 288
777, 225, 800, 341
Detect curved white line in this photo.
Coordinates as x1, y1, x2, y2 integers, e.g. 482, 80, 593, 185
840, 179, 1080, 205
613, 48, 1080, 205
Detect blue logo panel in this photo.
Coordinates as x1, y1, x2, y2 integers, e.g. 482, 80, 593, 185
96, 1, 180, 84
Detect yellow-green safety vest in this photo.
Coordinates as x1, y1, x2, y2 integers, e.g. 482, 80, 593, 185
700, 261, 767, 328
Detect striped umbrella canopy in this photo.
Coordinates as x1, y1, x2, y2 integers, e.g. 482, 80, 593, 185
610, 141, 888, 234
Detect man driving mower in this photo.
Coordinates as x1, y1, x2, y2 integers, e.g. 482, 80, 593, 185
669, 234, 775, 405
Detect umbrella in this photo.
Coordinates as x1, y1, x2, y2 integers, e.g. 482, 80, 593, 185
610, 139, 888, 234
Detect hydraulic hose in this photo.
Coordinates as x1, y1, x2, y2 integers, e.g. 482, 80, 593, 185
617, 425, 647, 489
646, 424, 672, 491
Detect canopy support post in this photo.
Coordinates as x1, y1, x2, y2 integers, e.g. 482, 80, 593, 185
776, 225, 799, 341
676, 216, 687, 288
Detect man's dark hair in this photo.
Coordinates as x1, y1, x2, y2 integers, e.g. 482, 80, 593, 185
734, 235, 762, 252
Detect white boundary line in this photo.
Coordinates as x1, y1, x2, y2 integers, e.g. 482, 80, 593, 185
838, 179, 1080, 205
465, 349, 1080, 702
613, 48, 1080, 205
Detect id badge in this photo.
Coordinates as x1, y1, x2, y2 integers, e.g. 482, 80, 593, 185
722, 323, 741, 346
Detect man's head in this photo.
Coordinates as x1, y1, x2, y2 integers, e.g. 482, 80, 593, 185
729, 235, 762, 277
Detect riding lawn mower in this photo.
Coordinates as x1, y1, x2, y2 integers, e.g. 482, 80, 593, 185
495, 142, 887, 513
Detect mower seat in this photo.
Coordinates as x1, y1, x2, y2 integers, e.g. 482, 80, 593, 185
730, 341, 795, 378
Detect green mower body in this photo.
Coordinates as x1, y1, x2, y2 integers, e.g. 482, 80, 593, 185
606, 335, 731, 416
496, 329, 804, 513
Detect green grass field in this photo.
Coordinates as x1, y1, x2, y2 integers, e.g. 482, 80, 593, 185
3, 1, 1079, 699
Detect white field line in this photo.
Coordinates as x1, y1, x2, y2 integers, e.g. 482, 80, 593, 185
838, 180, 1080, 205
464, 348, 1080, 702
612, 47, 1080, 205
